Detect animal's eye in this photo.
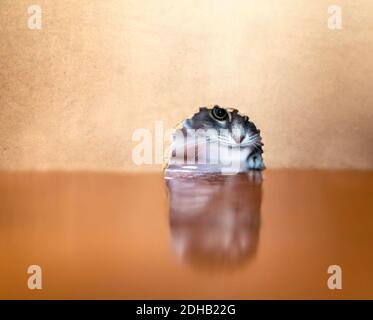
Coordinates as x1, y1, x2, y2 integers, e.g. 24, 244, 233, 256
211, 106, 228, 121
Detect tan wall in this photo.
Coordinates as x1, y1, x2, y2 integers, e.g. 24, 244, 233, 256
1, 0, 372, 171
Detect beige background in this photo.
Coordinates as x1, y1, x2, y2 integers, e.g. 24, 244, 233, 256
0, 0, 372, 171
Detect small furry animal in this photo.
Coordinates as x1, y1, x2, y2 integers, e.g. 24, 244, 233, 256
166, 105, 264, 172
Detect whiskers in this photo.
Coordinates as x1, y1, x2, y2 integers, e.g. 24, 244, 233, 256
174, 130, 262, 149
212, 133, 262, 148
242, 133, 262, 149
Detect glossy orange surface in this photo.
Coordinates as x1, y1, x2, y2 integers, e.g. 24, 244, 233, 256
0, 170, 372, 299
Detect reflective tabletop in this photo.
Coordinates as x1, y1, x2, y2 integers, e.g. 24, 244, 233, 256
0, 170, 372, 299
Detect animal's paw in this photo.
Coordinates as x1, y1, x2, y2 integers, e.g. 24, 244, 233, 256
247, 152, 264, 170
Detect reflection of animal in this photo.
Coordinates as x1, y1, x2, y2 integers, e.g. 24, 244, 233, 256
166, 172, 262, 271
167, 105, 264, 172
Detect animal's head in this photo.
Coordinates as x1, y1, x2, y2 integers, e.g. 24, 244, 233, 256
183, 105, 262, 148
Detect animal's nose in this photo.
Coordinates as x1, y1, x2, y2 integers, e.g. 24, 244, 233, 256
233, 134, 245, 144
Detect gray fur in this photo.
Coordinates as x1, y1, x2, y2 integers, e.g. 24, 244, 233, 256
182, 105, 264, 170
